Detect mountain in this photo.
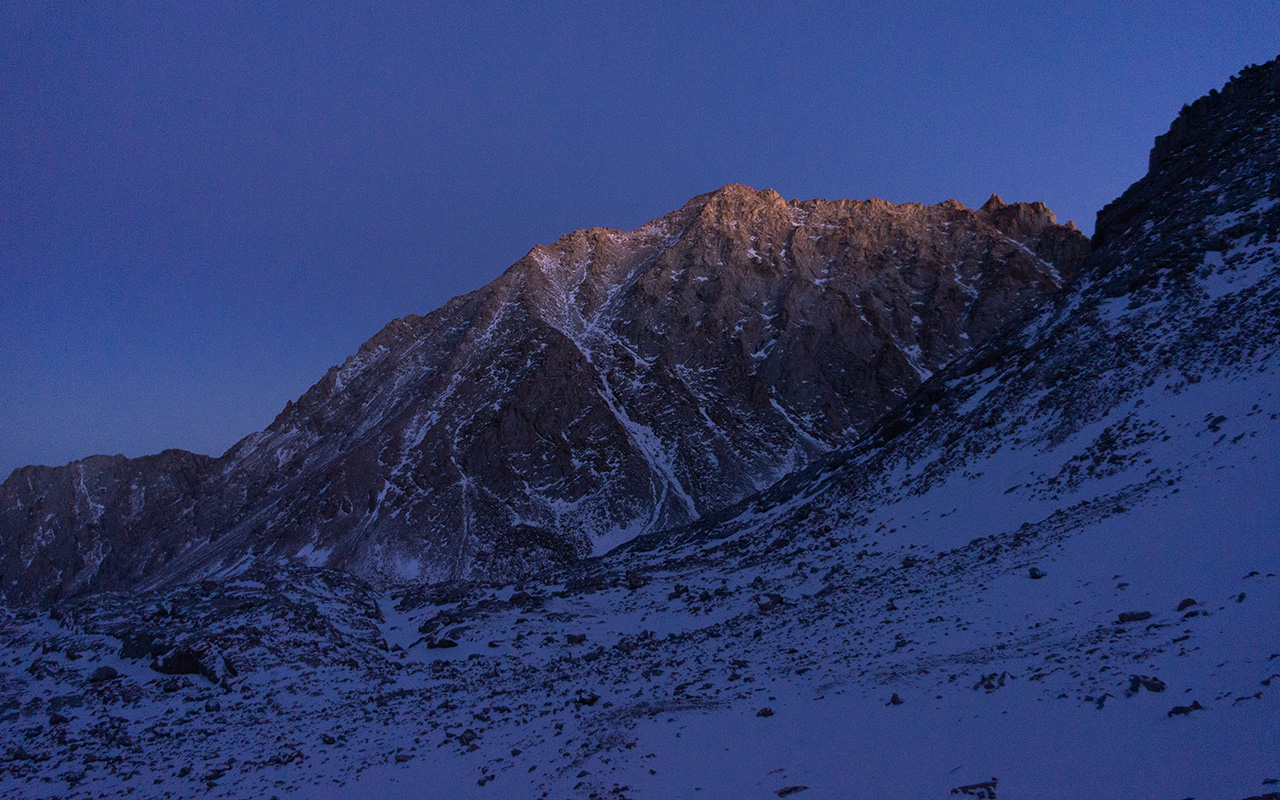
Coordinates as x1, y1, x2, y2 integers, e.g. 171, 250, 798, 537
0, 56, 1276, 800
1, 186, 1087, 606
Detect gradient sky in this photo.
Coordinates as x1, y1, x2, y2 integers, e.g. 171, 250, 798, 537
2, 2, 1277, 476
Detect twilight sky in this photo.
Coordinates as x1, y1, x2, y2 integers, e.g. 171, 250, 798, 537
2, 2, 1277, 476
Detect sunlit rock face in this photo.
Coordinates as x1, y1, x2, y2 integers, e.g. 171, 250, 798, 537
0, 184, 1087, 605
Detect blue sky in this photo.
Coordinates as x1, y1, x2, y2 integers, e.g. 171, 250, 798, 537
2, 1, 1276, 475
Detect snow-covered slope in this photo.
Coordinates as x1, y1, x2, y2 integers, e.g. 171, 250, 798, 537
0, 57, 1277, 800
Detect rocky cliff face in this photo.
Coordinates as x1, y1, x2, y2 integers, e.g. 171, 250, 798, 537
0, 186, 1088, 606
1095, 57, 1280, 248
641, 55, 1280, 564
0, 451, 211, 603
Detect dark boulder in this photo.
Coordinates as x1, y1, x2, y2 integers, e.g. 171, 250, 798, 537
151, 645, 225, 682
1117, 611, 1152, 624
950, 777, 998, 798
119, 632, 165, 660
1128, 674, 1167, 694
755, 593, 785, 612
1167, 700, 1204, 717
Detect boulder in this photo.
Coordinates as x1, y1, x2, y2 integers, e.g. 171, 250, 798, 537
1167, 700, 1204, 717
951, 777, 998, 798
119, 632, 165, 660
755, 593, 785, 612
1117, 611, 1152, 624
152, 647, 207, 678
1128, 674, 1167, 694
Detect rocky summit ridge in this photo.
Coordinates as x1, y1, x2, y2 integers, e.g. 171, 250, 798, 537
1, 183, 1088, 606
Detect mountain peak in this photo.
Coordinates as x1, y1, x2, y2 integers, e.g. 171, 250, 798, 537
1095, 54, 1280, 247
702, 182, 784, 203
686, 182, 788, 221
1150, 55, 1280, 173
0, 180, 1088, 605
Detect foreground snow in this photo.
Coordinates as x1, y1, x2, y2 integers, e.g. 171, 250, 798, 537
1, 349, 1275, 799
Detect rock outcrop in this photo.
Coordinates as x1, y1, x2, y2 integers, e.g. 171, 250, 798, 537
0, 451, 211, 603
1096, 56, 1280, 248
